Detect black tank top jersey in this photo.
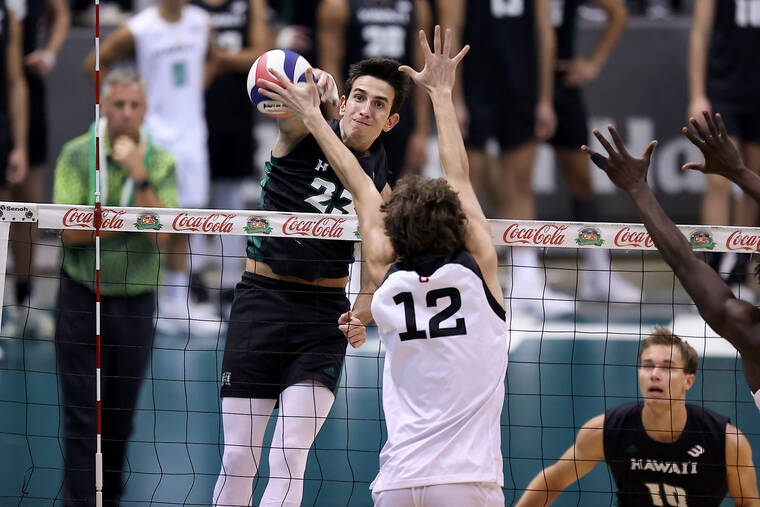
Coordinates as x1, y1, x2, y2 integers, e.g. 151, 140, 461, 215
343, 0, 415, 79
22, 0, 43, 56
269, 0, 319, 65
463, 0, 537, 97
192, 0, 253, 132
603, 402, 729, 507
554, 0, 582, 61
247, 119, 388, 280
707, 0, 760, 105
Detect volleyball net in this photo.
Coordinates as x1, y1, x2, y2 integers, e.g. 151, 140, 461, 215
1, 201, 758, 506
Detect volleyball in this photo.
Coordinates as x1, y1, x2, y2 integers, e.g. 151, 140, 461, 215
247, 49, 312, 118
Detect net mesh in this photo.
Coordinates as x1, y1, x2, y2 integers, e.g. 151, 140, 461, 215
1, 202, 758, 506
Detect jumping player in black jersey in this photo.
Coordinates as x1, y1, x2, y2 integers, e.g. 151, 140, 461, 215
689, 0, 760, 293
259, 25, 507, 507
584, 112, 760, 416
516, 328, 758, 507
317, 0, 432, 185
549, 0, 638, 303
212, 59, 409, 506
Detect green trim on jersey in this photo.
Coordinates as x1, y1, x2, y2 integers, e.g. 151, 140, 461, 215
53, 132, 178, 296
246, 157, 274, 261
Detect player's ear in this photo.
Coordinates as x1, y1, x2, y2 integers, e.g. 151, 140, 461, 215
684, 373, 696, 391
383, 112, 400, 132
339, 95, 347, 116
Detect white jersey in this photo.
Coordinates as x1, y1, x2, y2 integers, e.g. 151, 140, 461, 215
753, 389, 760, 413
128, 5, 209, 149
370, 250, 508, 493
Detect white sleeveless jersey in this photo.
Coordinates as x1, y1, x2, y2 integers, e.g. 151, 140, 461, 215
754, 388, 760, 413
370, 250, 508, 492
128, 5, 209, 149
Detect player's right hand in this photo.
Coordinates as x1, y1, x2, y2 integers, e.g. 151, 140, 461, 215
682, 111, 745, 179
687, 97, 712, 127
338, 311, 366, 349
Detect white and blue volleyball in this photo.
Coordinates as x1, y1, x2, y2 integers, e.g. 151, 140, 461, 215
247, 49, 312, 118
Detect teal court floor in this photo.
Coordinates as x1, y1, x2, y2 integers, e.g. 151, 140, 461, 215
1, 302, 757, 507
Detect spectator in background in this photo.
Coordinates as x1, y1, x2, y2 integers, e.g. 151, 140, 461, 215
5, 0, 69, 335
440, 0, 571, 317
267, 0, 319, 65
689, 0, 760, 300
192, 0, 272, 317
317, 0, 432, 185
53, 67, 177, 507
84, 0, 220, 334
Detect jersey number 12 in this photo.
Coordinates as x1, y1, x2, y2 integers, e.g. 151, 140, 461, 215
393, 288, 467, 341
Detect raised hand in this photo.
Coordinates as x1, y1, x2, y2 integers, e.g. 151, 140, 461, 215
581, 125, 657, 194
257, 67, 321, 121
399, 25, 469, 96
682, 111, 745, 179
338, 311, 366, 349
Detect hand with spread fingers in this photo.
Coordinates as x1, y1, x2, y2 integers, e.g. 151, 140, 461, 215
257, 67, 322, 123
581, 125, 658, 194
338, 311, 366, 349
682, 111, 745, 178
398, 25, 469, 97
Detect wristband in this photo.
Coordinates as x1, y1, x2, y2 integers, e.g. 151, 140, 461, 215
135, 179, 151, 191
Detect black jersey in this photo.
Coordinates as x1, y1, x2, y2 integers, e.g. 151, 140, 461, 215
247, 120, 388, 280
343, 0, 416, 78
707, 0, 760, 106
604, 402, 729, 507
192, 0, 253, 132
553, 0, 582, 61
463, 0, 536, 97
22, 0, 43, 56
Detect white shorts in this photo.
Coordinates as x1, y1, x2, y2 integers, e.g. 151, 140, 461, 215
154, 135, 210, 209
753, 389, 760, 413
371, 483, 504, 507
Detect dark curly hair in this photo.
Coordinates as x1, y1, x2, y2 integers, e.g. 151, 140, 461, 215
344, 57, 410, 115
381, 175, 467, 262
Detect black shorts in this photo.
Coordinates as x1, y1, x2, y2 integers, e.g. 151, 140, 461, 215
465, 88, 535, 151
220, 272, 350, 399
27, 72, 47, 166
208, 127, 255, 181
549, 83, 588, 149
709, 100, 760, 144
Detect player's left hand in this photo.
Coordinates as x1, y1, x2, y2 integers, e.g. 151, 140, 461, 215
257, 67, 321, 121
338, 311, 366, 349
681, 111, 745, 179
582, 125, 657, 194
25, 49, 56, 75
557, 58, 600, 87
6, 147, 27, 184
535, 100, 556, 140
399, 25, 469, 96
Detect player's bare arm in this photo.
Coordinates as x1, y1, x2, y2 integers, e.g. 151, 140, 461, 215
316, 0, 349, 91
83, 25, 135, 82
683, 111, 760, 204
405, 0, 433, 171
6, 10, 28, 184
534, 0, 556, 140
558, 0, 626, 87
257, 67, 394, 286
687, 0, 716, 121
516, 414, 606, 507
725, 424, 760, 506
435, 0, 468, 135
400, 26, 501, 301
584, 126, 760, 392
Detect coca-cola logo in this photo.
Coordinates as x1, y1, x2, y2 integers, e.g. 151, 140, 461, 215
502, 223, 567, 246
283, 216, 346, 238
726, 230, 760, 252
614, 226, 654, 248
61, 208, 126, 229
172, 213, 235, 233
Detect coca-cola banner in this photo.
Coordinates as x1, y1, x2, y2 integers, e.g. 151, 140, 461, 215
27, 202, 760, 253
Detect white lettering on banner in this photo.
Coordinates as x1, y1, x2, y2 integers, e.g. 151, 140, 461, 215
282, 216, 346, 238
172, 213, 235, 233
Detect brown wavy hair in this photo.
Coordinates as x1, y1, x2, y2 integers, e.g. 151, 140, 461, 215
345, 57, 410, 115
639, 326, 699, 375
381, 175, 467, 262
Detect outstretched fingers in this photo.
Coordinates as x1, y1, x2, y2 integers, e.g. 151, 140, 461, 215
703, 110, 719, 138
607, 125, 630, 157
452, 43, 470, 66
433, 24, 441, 55
715, 113, 729, 138
592, 128, 617, 157
690, 116, 710, 141
642, 140, 657, 163
418, 29, 432, 58
581, 144, 608, 171
682, 125, 705, 148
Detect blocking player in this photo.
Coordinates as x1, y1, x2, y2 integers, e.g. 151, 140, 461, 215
259, 26, 508, 507
585, 114, 760, 414
212, 58, 409, 506
689, 0, 760, 291
516, 328, 758, 507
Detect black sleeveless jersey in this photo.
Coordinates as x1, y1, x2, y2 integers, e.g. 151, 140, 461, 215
707, 0, 760, 106
343, 0, 415, 79
22, 0, 42, 56
603, 402, 729, 507
553, 0, 582, 61
247, 120, 388, 280
192, 0, 253, 131
463, 0, 536, 97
